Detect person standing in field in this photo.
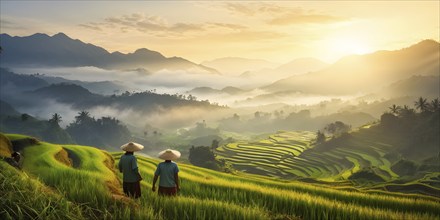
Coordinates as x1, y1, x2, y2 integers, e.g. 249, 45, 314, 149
152, 149, 181, 196
119, 142, 144, 198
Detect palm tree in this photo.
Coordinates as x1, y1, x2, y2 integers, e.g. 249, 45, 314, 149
414, 97, 428, 112
399, 105, 415, 118
49, 113, 62, 125
429, 98, 440, 112
389, 104, 401, 115
75, 111, 91, 124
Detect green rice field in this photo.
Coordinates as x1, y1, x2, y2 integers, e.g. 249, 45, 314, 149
1, 133, 439, 220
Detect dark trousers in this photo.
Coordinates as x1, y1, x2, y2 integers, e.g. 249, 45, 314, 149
158, 186, 177, 196
123, 181, 141, 198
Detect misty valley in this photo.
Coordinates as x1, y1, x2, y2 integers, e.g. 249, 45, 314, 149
1, 31, 439, 219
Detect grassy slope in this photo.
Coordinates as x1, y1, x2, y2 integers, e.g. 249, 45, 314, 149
1, 134, 440, 220
0, 161, 85, 219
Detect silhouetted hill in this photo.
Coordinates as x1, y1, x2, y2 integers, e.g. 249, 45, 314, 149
34, 74, 129, 95
0, 68, 48, 92
0, 33, 219, 74
1, 69, 223, 112
28, 83, 101, 104
0, 68, 51, 107
240, 58, 329, 81
201, 57, 279, 75
264, 40, 440, 94
0, 100, 20, 116
187, 87, 219, 95
221, 86, 245, 95
274, 58, 329, 75
187, 86, 245, 96
380, 75, 440, 99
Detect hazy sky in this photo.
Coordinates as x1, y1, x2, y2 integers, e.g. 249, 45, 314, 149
1, 1, 439, 63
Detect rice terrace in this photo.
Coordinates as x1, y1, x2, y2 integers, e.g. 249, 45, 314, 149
1, 1, 440, 220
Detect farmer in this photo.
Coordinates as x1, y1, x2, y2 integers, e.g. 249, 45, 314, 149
4, 151, 22, 169
152, 149, 181, 196
118, 142, 144, 198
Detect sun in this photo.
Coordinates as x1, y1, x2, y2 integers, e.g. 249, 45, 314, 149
318, 35, 374, 62
330, 37, 371, 55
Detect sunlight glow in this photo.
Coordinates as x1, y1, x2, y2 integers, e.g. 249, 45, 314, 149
328, 36, 372, 56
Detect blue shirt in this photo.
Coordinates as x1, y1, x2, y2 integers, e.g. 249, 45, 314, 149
118, 154, 140, 182
154, 162, 179, 187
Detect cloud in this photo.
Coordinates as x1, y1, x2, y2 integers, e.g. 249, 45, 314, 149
221, 2, 291, 16
207, 22, 247, 31
170, 23, 205, 32
269, 13, 346, 25
224, 2, 257, 16
0, 16, 44, 32
219, 2, 347, 25
78, 23, 102, 31
78, 13, 245, 36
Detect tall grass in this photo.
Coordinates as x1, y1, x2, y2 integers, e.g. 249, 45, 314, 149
4, 134, 440, 220
124, 154, 440, 220
0, 161, 84, 220
12, 138, 159, 220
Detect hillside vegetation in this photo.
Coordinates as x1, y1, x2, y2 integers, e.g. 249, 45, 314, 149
1, 133, 439, 219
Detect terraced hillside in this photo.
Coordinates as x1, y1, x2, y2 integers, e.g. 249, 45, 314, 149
2, 133, 440, 220
216, 131, 317, 178
215, 129, 440, 197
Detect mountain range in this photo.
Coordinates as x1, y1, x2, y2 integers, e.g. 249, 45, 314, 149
201, 57, 279, 76
0, 33, 219, 74
241, 57, 329, 80
263, 40, 440, 95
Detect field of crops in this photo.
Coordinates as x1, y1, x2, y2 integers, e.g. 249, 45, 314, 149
216, 130, 404, 181
2, 133, 440, 220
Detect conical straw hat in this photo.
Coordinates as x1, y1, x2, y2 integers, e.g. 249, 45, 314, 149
120, 142, 144, 152
158, 149, 181, 160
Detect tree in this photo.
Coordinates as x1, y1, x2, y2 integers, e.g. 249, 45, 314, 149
49, 113, 62, 126
380, 113, 398, 129
414, 97, 428, 112
21, 114, 30, 122
324, 121, 351, 136
398, 105, 415, 118
429, 98, 440, 112
316, 130, 325, 144
389, 104, 401, 115
211, 139, 219, 150
232, 113, 240, 121
254, 111, 261, 118
188, 146, 219, 170
74, 111, 91, 124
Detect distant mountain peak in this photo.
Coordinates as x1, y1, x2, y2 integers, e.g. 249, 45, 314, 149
53, 32, 70, 39
0, 32, 220, 74
29, 33, 50, 38
406, 39, 440, 50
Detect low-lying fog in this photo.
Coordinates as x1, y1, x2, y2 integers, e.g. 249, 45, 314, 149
7, 66, 428, 134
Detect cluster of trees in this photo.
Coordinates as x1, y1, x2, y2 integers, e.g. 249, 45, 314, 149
65, 111, 131, 148
219, 108, 371, 133
188, 139, 234, 172
381, 97, 439, 130
108, 90, 226, 111
316, 121, 351, 144
380, 97, 439, 159
387, 97, 439, 117
0, 112, 73, 144
188, 146, 218, 170
0, 110, 131, 150
179, 120, 220, 137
